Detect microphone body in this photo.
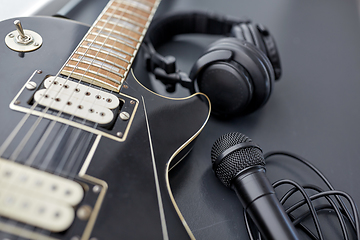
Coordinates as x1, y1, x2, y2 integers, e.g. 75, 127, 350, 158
232, 166, 299, 240
211, 132, 299, 240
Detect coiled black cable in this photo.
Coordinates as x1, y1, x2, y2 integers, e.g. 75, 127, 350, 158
244, 151, 360, 240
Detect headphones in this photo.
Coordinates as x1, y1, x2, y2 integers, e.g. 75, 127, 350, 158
144, 11, 281, 117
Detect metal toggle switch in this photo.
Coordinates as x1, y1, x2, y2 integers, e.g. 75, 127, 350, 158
5, 19, 43, 52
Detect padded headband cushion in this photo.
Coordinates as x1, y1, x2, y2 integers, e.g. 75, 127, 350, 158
146, 11, 250, 48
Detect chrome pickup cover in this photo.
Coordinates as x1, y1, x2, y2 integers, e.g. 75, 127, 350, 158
34, 76, 120, 124
0, 158, 84, 232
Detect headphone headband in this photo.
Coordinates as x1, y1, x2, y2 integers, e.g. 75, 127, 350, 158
146, 11, 250, 49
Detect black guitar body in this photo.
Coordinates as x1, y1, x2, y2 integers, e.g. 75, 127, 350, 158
0, 16, 210, 239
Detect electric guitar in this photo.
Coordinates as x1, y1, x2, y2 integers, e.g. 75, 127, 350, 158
0, 0, 210, 239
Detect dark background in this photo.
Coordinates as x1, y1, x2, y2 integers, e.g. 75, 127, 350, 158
62, 0, 360, 239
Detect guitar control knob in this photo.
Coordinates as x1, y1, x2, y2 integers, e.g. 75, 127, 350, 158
5, 19, 43, 52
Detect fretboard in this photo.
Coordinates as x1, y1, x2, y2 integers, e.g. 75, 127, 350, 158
60, 0, 160, 92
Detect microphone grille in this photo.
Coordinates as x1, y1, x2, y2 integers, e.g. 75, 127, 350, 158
211, 132, 265, 187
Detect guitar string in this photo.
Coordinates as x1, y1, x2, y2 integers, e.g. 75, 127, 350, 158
0, 0, 152, 161
8, 0, 138, 238
10, 0, 159, 238
6, 0, 156, 236
1, 0, 148, 162
24, 0, 153, 175
0, 0, 155, 237
0, 0, 151, 160
56, 0, 157, 178
2, 0, 121, 161
0, 0, 121, 190
0, 0, 121, 237
22, 0, 138, 166
25, 0, 135, 173
12, 2, 133, 238
0, 69, 58, 238
12, 122, 100, 240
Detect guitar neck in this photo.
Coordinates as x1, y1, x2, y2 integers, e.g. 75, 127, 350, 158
60, 0, 160, 92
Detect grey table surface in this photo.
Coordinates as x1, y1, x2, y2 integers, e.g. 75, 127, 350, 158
151, 1, 360, 239
8, 0, 360, 239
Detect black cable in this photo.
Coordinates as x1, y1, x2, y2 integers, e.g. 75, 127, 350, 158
275, 183, 350, 240
244, 180, 323, 240
266, 151, 359, 233
241, 151, 360, 240
265, 151, 356, 229
276, 184, 322, 240
272, 179, 325, 240
281, 184, 349, 240
244, 208, 262, 240
292, 205, 347, 234
284, 190, 359, 236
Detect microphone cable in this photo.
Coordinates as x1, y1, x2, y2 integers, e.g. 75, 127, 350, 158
244, 151, 360, 240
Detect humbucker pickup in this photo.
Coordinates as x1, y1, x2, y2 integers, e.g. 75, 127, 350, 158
34, 76, 120, 124
10, 71, 139, 142
0, 158, 84, 232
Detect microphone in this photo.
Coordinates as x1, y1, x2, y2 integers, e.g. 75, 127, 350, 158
211, 132, 300, 240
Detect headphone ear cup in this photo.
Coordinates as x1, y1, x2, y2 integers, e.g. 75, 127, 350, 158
196, 61, 253, 117
192, 37, 274, 116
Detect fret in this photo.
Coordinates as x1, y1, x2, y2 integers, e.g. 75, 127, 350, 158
60, 0, 161, 92
77, 46, 131, 69
61, 69, 120, 92
131, 0, 158, 7
88, 32, 137, 49
95, 21, 142, 40
108, 16, 146, 29
115, 0, 152, 12
103, 14, 147, 31
110, 3, 151, 18
73, 53, 127, 71
108, 6, 149, 20
83, 39, 134, 59
98, 19, 144, 35
63, 64, 122, 85
66, 62, 125, 79
92, 26, 140, 45
104, 10, 148, 26
70, 57, 124, 74
117, 0, 157, 8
